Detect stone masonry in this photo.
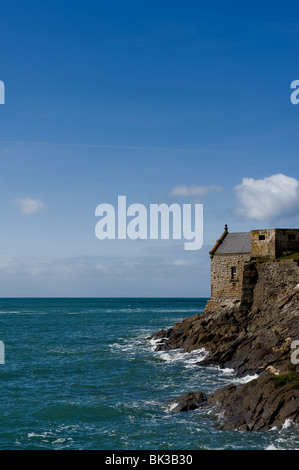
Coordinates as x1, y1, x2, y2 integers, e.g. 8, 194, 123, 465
208, 225, 299, 307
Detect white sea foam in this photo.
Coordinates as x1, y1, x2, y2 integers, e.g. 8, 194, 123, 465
233, 374, 259, 384
166, 402, 179, 412
155, 347, 208, 367
52, 437, 71, 444
20, 312, 48, 315
0, 310, 21, 314
149, 337, 168, 346
28, 431, 54, 438
148, 337, 169, 352
216, 367, 235, 375
184, 349, 209, 368
168, 403, 178, 411
66, 312, 84, 315
213, 367, 259, 384
282, 418, 296, 429
265, 444, 278, 450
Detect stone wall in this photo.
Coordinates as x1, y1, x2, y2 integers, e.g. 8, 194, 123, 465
209, 228, 299, 310
209, 256, 299, 311
275, 229, 299, 257
251, 259, 299, 310
251, 229, 299, 259
251, 229, 276, 259
210, 253, 251, 302
240, 263, 258, 311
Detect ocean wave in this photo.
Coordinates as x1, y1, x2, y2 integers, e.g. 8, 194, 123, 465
233, 374, 259, 385
266, 419, 299, 450
148, 337, 169, 351
265, 444, 278, 450
66, 312, 85, 315
282, 419, 297, 430
214, 366, 235, 375
165, 402, 179, 412
1, 311, 49, 315
155, 347, 209, 367
0, 310, 21, 314
28, 431, 53, 438
27, 428, 74, 449
104, 308, 201, 314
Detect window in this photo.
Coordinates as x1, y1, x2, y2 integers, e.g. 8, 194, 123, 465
288, 234, 296, 241
231, 266, 237, 279
259, 235, 266, 241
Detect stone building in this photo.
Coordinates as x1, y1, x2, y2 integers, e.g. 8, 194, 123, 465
209, 225, 299, 306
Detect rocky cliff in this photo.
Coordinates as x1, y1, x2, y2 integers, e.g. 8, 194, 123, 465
149, 259, 299, 431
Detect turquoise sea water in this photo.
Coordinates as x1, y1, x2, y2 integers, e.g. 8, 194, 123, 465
0, 297, 298, 450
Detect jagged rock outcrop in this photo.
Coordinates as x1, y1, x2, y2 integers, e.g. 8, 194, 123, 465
171, 374, 299, 431
149, 260, 299, 430
209, 373, 299, 431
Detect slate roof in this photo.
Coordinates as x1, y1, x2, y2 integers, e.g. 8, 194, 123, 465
215, 232, 251, 254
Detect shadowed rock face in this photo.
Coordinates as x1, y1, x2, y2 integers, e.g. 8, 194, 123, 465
170, 392, 208, 413
209, 374, 299, 431
170, 375, 299, 431
149, 260, 299, 431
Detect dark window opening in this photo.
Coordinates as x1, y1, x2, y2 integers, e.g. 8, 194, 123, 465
259, 235, 266, 241
288, 234, 296, 241
231, 266, 237, 279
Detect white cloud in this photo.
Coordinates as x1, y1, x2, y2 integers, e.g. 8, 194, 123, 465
0, 252, 211, 297
0, 252, 205, 278
14, 197, 45, 214
167, 259, 194, 267
169, 184, 223, 198
234, 174, 299, 221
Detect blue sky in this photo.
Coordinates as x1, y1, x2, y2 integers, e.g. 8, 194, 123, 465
0, 0, 299, 296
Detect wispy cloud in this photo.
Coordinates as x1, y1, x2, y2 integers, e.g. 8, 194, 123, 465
14, 197, 45, 214
169, 184, 223, 199
167, 259, 195, 267
0, 252, 205, 278
0, 251, 211, 297
0, 140, 235, 156
233, 174, 299, 221
0, 255, 124, 277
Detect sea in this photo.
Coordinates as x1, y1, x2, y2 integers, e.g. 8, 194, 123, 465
0, 297, 298, 450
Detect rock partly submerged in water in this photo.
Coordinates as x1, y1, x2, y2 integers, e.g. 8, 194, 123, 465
209, 373, 299, 431
171, 374, 299, 431
170, 392, 208, 413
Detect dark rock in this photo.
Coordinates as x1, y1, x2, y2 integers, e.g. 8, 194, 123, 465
149, 260, 299, 431
170, 392, 208, 412
171, 374, 299, 431
209, 373, 299, 431
150, 262, 299, 377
